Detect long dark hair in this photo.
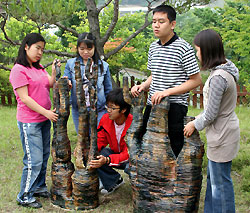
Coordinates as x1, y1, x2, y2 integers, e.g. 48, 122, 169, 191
77, 32, 103, 73
193, 29, 226, 70
15, 33, 45, 69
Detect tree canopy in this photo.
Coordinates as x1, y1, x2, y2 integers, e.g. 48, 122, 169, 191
175, 0, 250, 85
2, 0, 249, 94
0, 0, 210, 70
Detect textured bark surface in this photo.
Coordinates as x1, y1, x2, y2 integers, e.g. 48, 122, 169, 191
85, 63, 98, 168
123, 77, 204, 213
51, 60, 99, 210
72, 169, 99, 210
74, 60, 89, 168
51, 77, 75, 209
72, 59, 99, 210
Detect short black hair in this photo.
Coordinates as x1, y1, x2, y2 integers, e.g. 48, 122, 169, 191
15, 33, 45, 69
194, 29, 226, 70
106, 88, 131, 117
153, 5, 176, 22
77, 32, 104, 73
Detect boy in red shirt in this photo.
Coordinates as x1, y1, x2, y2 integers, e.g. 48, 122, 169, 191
90, 88, 132, 194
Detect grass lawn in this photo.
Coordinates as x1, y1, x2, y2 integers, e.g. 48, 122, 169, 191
0, 105, 249, 212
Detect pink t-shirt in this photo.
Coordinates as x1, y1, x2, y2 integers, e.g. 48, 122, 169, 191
9, 64, 51, 123
114, 121, 125, 152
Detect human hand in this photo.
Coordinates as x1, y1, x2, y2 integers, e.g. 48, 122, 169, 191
151, 90, 170, 105
131, 84, 144, 97
183, 121, 195, 137
52, 59, 61, 76
68, 79, 72, 90
45, 108, 58, 122
89, 155, 107, 168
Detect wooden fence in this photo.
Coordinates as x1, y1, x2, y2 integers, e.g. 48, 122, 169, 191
116, 76, 250, 108
189, 84, 249, 108
1, 77, 249, 108
1, 92, 16, 105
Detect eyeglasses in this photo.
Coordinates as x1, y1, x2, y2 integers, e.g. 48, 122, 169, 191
105, 105, 120, 111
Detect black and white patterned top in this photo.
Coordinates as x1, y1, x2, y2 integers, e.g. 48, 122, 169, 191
147, 34, 200, 106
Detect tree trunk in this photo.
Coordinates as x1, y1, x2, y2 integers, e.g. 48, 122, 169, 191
85, 0, 104, 57
72, 59, 99, 210
50, 77, 75, 209
51, 59, 99, 210
123, 76, 204, 212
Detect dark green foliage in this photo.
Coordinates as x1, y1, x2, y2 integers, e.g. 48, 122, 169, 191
0, 71, 12, 95
55, 0, 86, 47
175, 0, 250, 87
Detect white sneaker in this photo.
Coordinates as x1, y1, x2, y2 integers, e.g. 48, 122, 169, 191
101, 177, 124, 195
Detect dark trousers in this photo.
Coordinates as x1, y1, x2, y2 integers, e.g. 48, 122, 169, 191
141, 103, 187, 157
97, 148, 129, 190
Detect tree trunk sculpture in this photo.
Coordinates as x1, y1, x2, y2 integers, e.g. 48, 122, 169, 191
71, 59, 99, 210
123, 77, 204, 212
51, 60, 99, 210
51, 65, 75, 209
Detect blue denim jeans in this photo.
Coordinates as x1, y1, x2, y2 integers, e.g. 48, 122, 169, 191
97, 148, 129, 191
72, 107, 106, 133
204, 159, 235, 213
16, 120, 51, 204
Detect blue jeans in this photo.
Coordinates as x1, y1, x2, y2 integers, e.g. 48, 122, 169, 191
204, 160, 235, 213
97, 148, 129, 191
72, 107, 106, 133
17, 120, 51, 204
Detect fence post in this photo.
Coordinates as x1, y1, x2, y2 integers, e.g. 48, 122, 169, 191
131, 76, 135, 89
241, 86, 248, 105
116, 72, 120, 87
193, 91, 197, 108
236, 85, 241, 105
7, 94, 12, 105
200, 85, 204, 109
1, 95, 6, 105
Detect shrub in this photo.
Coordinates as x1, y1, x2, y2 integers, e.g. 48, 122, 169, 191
0, 71, 12, 95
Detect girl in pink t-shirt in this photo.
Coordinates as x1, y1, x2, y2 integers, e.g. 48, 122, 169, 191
9, 33, 58, 209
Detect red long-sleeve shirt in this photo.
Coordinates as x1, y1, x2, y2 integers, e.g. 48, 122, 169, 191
97, 113, 133, 166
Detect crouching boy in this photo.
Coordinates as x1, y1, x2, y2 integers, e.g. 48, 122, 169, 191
90, 88, 132, 194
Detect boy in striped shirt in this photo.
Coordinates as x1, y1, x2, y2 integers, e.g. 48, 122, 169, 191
131, 5, 202, 157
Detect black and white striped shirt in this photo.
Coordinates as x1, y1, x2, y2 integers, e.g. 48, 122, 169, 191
147, 35, 200, 106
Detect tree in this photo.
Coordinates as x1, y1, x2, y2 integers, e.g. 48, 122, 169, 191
54, 0, 86, 47
215, 0, 250, 85
175, 0, 250, 86
0, 0, 211, 71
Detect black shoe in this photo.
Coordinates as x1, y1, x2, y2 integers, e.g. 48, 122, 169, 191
34, 191, 50, 198
18, 200, 42, 209
101, 177, 124, 195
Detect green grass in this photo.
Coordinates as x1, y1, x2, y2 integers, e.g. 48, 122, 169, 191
0, 106, 249, 212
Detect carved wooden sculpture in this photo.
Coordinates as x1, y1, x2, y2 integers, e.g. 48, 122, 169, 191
123, 77, 204, 212
51, 64, 75, 209
51, 60, 99, 210
72, 59, 99, 210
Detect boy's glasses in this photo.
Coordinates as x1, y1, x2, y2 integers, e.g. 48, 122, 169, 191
105, 105, 120, 111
